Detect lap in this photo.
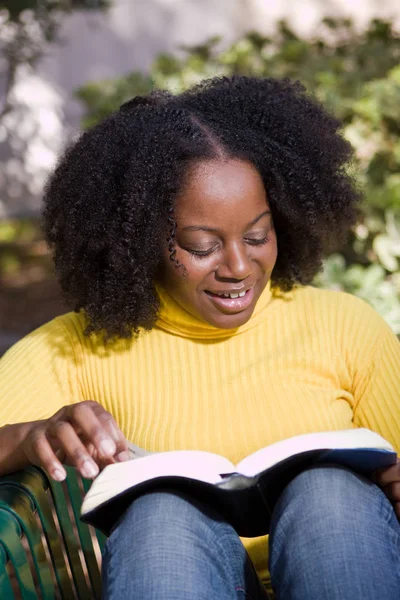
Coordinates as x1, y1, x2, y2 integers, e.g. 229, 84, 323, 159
103, 488, 269, 599
269, 465, 400, 599
102, 467, 400, 599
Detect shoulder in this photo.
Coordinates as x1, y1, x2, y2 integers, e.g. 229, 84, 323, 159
16, 310, 154, 357
1, 311, 88, 363
287, 285, 395, 347
291, 285, 383, 318
29, 310, 87, 344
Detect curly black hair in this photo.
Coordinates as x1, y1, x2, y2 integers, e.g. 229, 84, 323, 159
43, 76, 361, 339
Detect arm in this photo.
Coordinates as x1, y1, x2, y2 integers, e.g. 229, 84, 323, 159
352, 319, 400, 454
0, 403, 129, 480
0, 421, 42, 475
0, 317, 80, 427
0, 317, 128, 479
350, 310, 400, 518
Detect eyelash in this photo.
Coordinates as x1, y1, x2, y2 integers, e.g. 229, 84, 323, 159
187, 236, 270, 258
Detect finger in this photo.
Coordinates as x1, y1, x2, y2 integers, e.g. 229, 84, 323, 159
97, 411, 129, 461
25, 427, 67, 482
63, 441, 96, 466
83, 441, 121, 470
382, 481, 400, 503
48, 419, 99, 479
87, 400, 128, 447
66, 401, 120, 460
79, 401, 129, 460
97, 455, 118, 470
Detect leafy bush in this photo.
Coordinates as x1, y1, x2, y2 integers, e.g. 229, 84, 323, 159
76, 18, 400, 333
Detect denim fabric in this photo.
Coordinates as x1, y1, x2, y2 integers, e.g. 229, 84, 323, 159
102, 489, 270, 599
102, 466, 400, 599
269, 465, 400, 599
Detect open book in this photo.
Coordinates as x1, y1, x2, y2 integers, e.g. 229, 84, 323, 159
81, 428, 396, 537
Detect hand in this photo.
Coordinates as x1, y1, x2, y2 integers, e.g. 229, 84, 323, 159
21, 401, 129, 482
373, 457, 400, 519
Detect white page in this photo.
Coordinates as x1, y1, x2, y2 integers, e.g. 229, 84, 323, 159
236, 429, 394, 477
82, 450, 234, 515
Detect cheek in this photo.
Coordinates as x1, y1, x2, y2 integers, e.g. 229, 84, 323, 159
163, 248, 212, 290
251, 236, 277, 271
177, 253, 214, 287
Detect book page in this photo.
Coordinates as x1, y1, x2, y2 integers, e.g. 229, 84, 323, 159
82, 450, 235, 515
236, 428, 394, 478
127, 441, 156, 459
125, 450, 235, 477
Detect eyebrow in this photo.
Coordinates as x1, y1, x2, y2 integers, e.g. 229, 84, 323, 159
181, 210, 271, 233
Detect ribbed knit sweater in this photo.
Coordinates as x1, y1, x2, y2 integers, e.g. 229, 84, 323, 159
1, 283, 400, 585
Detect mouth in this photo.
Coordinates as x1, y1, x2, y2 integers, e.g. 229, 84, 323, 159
204, 287, 254, 313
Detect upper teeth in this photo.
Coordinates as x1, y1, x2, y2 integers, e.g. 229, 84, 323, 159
217, 291, 246, 298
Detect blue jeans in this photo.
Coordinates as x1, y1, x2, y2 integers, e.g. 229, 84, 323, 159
102, 466, 400, 599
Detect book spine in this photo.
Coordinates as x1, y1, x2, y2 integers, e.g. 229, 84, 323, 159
256, 480, 272, 518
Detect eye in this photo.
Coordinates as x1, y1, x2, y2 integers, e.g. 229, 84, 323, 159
185, 245, 218, 257
245, 235, 270, 246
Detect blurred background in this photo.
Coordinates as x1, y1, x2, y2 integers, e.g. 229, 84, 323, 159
1, 0, 400, 355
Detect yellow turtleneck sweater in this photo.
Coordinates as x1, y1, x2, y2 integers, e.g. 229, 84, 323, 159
1, 283, 400, 586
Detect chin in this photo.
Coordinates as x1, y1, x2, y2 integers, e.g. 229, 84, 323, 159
209, 309, 253, 329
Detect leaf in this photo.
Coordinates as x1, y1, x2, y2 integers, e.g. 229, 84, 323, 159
373, 234, 399, 271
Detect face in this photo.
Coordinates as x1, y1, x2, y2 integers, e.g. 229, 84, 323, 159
160, 158, 278, 329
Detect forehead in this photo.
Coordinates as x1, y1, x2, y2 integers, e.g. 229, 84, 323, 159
175, 159, 268, 225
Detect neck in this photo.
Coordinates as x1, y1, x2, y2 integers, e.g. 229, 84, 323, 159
155, 282, 275, 340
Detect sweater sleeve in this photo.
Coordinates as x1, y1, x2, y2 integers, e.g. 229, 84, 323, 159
0, 317, 81, 427
351, 309, 400, 454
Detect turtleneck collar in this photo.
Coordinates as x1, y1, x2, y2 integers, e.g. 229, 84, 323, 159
155, 282, 275, 340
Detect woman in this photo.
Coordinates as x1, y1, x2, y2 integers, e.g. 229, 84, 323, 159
0, 76, 399, 599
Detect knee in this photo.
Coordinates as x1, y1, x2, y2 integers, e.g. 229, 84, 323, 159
270, 465, 384, 540
268, 467, 400, 597
107, 489, 234, 554
103, 489, 247, 592
103, 491, 251, 598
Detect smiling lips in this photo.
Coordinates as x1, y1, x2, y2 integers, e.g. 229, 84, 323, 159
209, 290, 247, 299
205, 287, 254, 313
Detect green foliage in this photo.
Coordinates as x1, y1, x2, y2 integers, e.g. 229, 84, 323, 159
76, 72, 153, 129
76, 18, 400, 333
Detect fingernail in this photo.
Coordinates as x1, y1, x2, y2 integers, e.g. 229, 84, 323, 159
81, 460, 99, 479
52, 468, 66, 482
99, 439, 116, 457
117, 451, 130, 462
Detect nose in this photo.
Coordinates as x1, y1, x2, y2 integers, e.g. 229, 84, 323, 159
216, 242, 252, 281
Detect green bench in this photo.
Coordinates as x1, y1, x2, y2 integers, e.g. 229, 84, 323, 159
0, 466, 105, 599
